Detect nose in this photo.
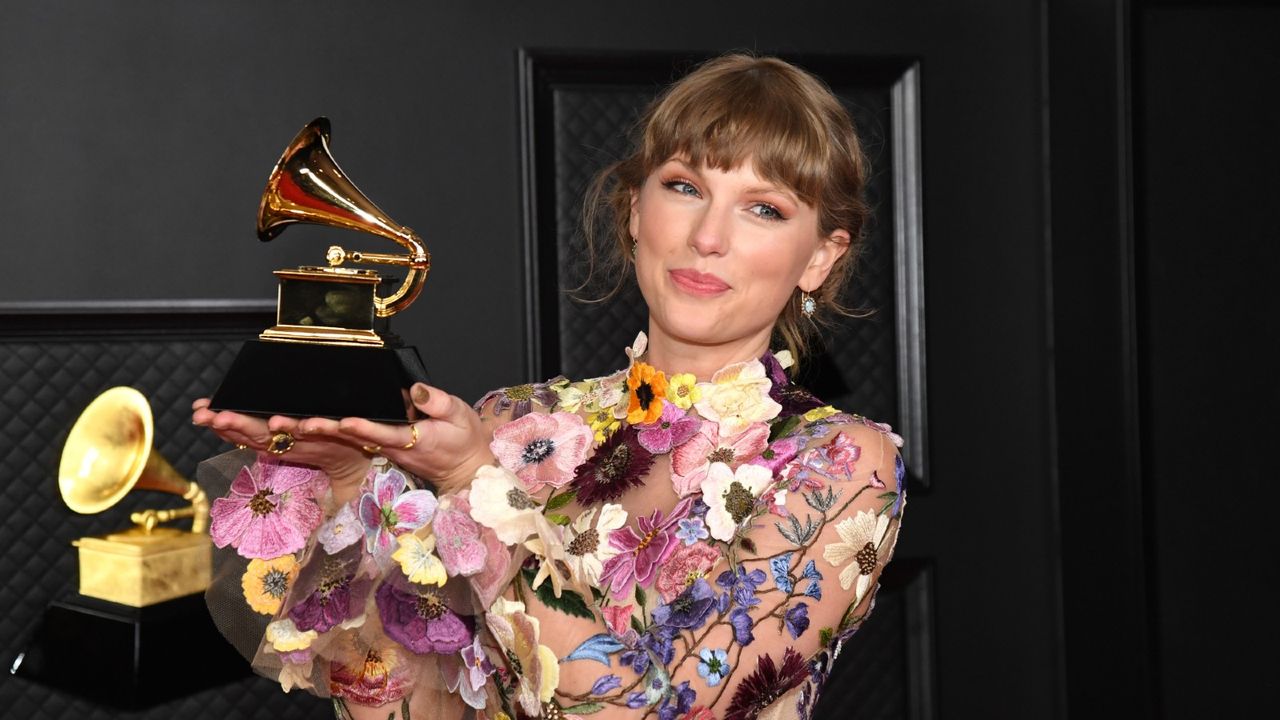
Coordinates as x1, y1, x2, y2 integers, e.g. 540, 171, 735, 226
689, 202, 730, 256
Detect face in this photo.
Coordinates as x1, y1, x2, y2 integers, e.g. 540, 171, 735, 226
629, 157, 848, 361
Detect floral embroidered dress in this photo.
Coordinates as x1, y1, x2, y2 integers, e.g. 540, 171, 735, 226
204, 333, 906, 720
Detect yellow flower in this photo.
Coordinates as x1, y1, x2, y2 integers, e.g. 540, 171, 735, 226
665, 373, 702, 409
392, 532, 448, 587
588, 408, 621, 443
626, 362, 668, 425
803, 405, 839, 422
241, 555, 299, 615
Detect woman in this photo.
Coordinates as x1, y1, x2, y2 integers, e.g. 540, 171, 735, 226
194, 54, 905, 720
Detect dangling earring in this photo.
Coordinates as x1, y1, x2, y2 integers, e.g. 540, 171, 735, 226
631, 237, 638, 258
800, 290, 817, 318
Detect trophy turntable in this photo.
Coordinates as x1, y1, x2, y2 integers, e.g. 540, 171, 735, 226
209, 117, 431, 422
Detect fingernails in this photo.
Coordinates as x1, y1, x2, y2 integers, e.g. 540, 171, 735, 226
411, 384, 430, 405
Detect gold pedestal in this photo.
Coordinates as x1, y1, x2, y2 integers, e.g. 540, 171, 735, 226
74, 528, 211, 607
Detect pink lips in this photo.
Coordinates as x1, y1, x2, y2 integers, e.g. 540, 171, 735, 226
669, 268, 730, 296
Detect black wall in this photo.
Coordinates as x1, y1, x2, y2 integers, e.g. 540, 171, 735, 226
1, 1, 1272, 718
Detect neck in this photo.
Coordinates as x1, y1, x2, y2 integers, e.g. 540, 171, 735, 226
642, 321, 773, 381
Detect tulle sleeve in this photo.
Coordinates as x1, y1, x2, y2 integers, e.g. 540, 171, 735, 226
204, 450, 517, 719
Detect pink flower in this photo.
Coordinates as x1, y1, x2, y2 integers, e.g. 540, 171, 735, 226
670, 420, 769, 496
432, 495, 486, 576
602, 603, 634, 637
655, 542, 722, 602
826, 432, 862, 476
490, 411, 594, 493
635, 402, 701, 454
683, 706, 716, 720
598, 497, 693, 600
749, 436, 804, 474
358, 467, 437, 561
210, 458, 324, 559
468, 523, 513, 609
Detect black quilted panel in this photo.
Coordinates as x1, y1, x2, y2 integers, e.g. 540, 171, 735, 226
812, 584, 908, 719
545, 74, 900, 426
0, 322, 328, 718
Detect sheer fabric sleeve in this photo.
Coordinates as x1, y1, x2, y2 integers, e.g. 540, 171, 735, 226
665, 419, 906, 720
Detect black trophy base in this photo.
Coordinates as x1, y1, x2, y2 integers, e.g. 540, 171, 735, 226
209, 339, 430, 422
11, 593, 251, 710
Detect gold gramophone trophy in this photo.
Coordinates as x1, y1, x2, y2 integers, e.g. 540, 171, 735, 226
208, 117, 431, 422
59, 386, 211, 607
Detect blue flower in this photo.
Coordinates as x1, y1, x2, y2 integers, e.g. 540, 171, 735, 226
784, 602, 810, 639
716, 566, 767, 608
770, 553, 794, 593
690, 497, 710, 518
800, 559, 823, 600
675, 517, 709, 546
729, 607, 755, 645
697, 647, 732, 687
892, 454, 907, 517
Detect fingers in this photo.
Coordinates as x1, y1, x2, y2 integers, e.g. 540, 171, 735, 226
409, 383, 458, 422
192, 397, 211, 411
334, 417, 420, 452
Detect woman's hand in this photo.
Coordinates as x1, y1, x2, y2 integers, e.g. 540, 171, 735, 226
191, 398, 373, 503
293, 383, 495, 496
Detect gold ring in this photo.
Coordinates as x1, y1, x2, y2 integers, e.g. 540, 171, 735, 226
235, 444, 247, 450
362, 444, 382, 455
401, 423, 419, 450
267, 432, 295, 455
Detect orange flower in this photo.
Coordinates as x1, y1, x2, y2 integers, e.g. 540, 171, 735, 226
626, 362, 668, 425
242, 555, 300, 615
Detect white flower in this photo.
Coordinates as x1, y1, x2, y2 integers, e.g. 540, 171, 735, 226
317, 503, 362, 554
695, 359, 782, 437
523, 521, 568, 598
700, 462, 773, 542
561, 504, 628, 588
265, 618, 317, 652
468, 464, 544, 545
823, 509, 893, 603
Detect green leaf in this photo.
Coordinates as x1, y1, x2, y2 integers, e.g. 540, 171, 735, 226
769, 415, 803, 442
546, 488, 577, 511
563, 703, 606, 715
332, 699, 354, 720
401, 698, 411, 720
547, 512, 572, 526
633, 585, 647, 608
590, 586, 606, 603
521, 567, 594, 620
819, 627, 834, 646
630, 615, 646, 635
877, 491, 898, 500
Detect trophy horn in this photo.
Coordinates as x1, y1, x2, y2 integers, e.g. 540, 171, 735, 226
257, 117, 431, 318
58, 387, 209, 534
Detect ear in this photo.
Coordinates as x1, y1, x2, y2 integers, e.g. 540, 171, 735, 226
628, 188, 641, 242
798, 229, 851, 291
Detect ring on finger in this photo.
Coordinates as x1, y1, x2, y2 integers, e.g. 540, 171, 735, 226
267, 432, 295, 455
401, 423, 419, 451
362, 444, 382, 455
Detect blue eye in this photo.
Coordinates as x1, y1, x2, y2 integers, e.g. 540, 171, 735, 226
750, 203, 786, 221
663, 179, 701, 197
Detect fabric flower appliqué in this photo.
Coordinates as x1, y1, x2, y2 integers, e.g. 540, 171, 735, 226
431, 494, 487, 576
598, 497, 693, 600
823, 508, 893, 602
391, 531, 448, 586
210, 459, 324, 559
241, 555, 299, 615
626, 361, 669, 425
358, 467, 437, 562
723, 648, 809, 720
700, 462, 774, 542
375, 574, 472, 655
569, 425, 656, 505
634, 402, 700, 454
490, 411, 593, 493
475, 379, 562, 419
694, 359, 782, 437
562, 503, 627, 588
316, 503, 362, 555
655, 541, 721, 603
697, 647, 731, 687
665, 372, 702, 410
671, 420, 769, 497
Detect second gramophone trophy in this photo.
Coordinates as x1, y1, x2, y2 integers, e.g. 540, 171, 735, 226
209, 118, 430, 422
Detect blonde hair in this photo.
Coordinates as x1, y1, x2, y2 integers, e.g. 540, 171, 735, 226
581, 54, 871, 365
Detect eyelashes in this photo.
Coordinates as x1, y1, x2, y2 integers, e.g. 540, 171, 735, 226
659, 178, 790, 222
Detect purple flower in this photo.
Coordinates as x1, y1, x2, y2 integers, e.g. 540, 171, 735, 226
591, 674, 623, 696
287, 552, 367, 633
784, 602, 810, 639
598, 497, 692, 600
800, 559, 824, 600
716, 566, 767, 609
635, 403, 700, 454
459, 634, 495, 692
893, 454, 907, 517
652, 579, 716, 630
475, 378, 563, 419
209, 458, 324, 559
375, 575, 472, 655
729, 607, 754, 645
675, 517, 709, 546
760, 351, 823, 417
658, 681, 696, 720
725, 648, 809, 720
